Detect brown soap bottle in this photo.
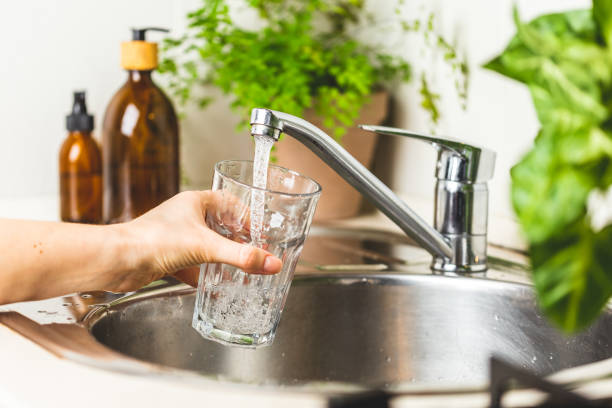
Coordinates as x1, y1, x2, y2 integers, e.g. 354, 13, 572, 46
102, 27, 179, 223
59, 91, 102, 224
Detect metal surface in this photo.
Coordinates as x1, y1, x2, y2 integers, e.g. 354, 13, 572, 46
87, 273, 612, 390
361, 125, 496, 274
249, 108, 495, 273
4, 226, 612, 401
358, 126, 496, 183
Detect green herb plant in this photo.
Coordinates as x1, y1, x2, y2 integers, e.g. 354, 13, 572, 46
159, 0, 467, 143
486, 0, 612, 332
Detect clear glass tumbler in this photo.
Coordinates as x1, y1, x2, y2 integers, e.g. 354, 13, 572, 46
192, 160, 321, 347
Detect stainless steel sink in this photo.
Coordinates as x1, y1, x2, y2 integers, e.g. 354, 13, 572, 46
3, 226, 612, 397
86, 273, 612, 390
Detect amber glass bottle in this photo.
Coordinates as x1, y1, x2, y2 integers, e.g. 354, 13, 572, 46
102, 28, 179, 223
59, 91, 102, 223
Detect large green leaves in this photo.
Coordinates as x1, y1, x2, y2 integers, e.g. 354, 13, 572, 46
486, 2, 612, 331
531, 224, 612, 332
510, 134, 596, 244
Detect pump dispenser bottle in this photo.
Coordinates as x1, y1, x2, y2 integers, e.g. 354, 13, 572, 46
102, 27, 179, 223
59, 91, 102, 223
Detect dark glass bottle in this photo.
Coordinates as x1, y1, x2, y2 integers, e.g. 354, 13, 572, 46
102, 28, 179, 223
59, 91, 102, 224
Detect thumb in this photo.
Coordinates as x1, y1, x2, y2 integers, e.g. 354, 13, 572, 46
201, 229, 283, 275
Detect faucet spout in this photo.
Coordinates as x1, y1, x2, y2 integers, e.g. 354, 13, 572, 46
250, 108, 454, 263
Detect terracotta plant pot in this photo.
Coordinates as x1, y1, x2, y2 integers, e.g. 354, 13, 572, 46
275, 91, 389, 221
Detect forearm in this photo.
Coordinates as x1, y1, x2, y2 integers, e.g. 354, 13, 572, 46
0, 219, 140, 304
0, 192, 284, 305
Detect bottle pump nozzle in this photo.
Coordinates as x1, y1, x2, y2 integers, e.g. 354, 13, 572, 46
66, 91, 94, 132
131, 27, 169, 41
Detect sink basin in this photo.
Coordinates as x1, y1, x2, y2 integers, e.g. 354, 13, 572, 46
87, 273, 612, 390
3, 226, 612, 396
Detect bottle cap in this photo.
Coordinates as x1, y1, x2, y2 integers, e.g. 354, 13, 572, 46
66, 91, 94, 132
120, 27, 169, 71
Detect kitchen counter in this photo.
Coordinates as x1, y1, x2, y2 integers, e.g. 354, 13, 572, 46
0, 323, 326, 407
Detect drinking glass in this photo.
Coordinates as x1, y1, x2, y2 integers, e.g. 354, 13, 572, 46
192, 160, 321, 347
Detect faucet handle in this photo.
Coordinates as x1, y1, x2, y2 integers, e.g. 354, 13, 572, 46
359, 125, 496, 183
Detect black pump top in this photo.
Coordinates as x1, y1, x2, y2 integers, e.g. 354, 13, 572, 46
66, 91, 94, 132
131, 27, 169, 41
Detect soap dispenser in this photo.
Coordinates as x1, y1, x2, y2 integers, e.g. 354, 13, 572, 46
59, 91, 102, 224
102, 27, 179, 223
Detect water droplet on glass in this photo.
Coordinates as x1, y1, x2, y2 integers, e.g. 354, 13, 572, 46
385, 356, 392, 363
531, 356, 537, 363
281, 352, 286, 358
494, 315, 499, 321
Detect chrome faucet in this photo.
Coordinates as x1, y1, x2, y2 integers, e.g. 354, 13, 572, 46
250, 108, 496, 273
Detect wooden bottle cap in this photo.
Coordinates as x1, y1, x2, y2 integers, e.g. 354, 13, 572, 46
120, 41, 158, 70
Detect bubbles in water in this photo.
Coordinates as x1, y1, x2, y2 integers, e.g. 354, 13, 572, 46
494, 315, 500, 321
385, 356, 392, 363
281, 352, 286, 358
202, 280, 281, 334
531, 356, 538, 363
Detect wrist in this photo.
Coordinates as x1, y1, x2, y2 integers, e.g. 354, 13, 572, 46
97, 222, 152, 292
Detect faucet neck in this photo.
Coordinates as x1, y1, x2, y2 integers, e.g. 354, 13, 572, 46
249, 108, 495, 274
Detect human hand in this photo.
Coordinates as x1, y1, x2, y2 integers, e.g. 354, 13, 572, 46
102, 191, 282, 292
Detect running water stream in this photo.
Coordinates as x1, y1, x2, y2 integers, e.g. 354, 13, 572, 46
250, 134, 274, 246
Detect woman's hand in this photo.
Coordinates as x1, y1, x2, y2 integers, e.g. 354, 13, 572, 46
101, 191, 282, 293
0, 191, 279, 305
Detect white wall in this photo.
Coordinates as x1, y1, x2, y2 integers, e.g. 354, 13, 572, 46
0, 0, 198, 198
0, 0, 590, 247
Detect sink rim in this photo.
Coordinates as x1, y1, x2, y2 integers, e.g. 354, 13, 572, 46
3, 276, 612, 400
82, 271, 612, 395
86, 274, 499, 395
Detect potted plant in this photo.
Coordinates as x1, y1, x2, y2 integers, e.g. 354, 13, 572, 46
486, 1, 612, 332
160, 0, 466, 220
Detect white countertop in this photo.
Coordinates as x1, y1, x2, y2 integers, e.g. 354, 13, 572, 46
0, 323, 327, 407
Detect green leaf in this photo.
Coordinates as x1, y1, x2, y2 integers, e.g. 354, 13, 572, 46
487, 4, 612, 332
531, 224, 612, 332
511, 135, 595, 244
594, 0, 612, 46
